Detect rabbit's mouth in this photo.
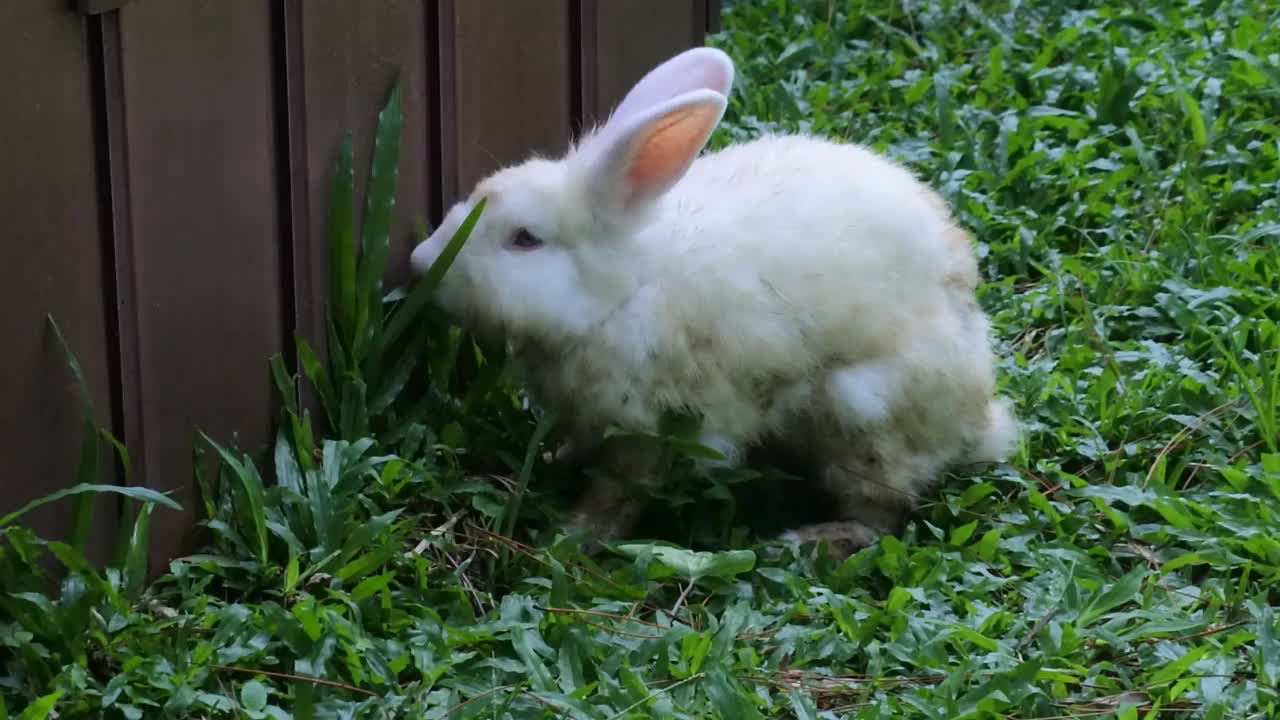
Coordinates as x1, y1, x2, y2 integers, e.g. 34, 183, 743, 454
443, 291, 516, 358
467, 318, 510, 356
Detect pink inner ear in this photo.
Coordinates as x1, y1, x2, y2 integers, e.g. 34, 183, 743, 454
623, 104, 721, 207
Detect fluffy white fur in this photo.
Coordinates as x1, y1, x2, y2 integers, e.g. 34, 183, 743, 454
410, 46, 1019, 551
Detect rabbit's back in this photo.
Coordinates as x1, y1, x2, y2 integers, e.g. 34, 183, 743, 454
647, 133, 982, 373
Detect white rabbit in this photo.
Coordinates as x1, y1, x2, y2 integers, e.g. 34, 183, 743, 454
409, 46, 1018, 552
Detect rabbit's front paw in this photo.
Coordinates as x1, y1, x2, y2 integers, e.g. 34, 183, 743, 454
558, 476, 643, 554
543, 437, 598, 469
559, 513, 613, 557
781, 521, 885, 558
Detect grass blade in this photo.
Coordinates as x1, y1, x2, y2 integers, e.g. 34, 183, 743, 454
100, 429, 131, 480
45, 315, 93, 412
296, 334, 338, 432
273, 428, 306, 497
338, 375, 369, 440
122, 502, 154, 600
46, 316, 106, 555
200, 433, 269, 565
15, 691, 62, 720
311, 441, 342, 553
497, 408, 559, 577
269, 352, 299, 417
68, 419, 98, 555
368, 317, 430, 415
1207, 327, 1277, 453
0, 484, 179, 529
290, 408, 316, 471
1079, 566, 1147, 627
461, 341, 507, 416
329, 132, 357, 346
353, 81, 404, 363
381, 196, 487, 351
1178, 90, 1208, 149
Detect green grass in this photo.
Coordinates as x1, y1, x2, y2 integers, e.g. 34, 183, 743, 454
4, 0, 1280, 717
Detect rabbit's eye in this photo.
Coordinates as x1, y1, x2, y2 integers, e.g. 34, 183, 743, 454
509, 228, 544, 251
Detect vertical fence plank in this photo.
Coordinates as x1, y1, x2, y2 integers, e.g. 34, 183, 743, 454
96, 10, 145, 511
703, 0, 721, 34
578, 0, 710, 129
0, 1, 119, 564
284, 0, 436, 356
116, 0, 284, 572
438, 0, 573, 201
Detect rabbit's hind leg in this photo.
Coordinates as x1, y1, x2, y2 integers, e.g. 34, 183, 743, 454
778, 430, 928, 556
774, 361, 953, 556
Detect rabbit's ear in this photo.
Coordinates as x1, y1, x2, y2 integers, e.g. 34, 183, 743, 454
582, 89, 727, 214
610, 47, 735, 126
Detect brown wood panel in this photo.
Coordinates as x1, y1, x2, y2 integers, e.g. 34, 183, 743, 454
0, 1, 119, 563
439, 0, 574, 200
579, 0, 710, 128
284, 0, 435, 347
117, 0, 284, 573
80, 0, 136, 14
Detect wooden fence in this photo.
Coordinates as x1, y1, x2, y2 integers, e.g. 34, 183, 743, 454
0, 0, 718, 573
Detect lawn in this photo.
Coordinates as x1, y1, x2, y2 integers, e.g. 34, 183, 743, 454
3, 0, 1279, 717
